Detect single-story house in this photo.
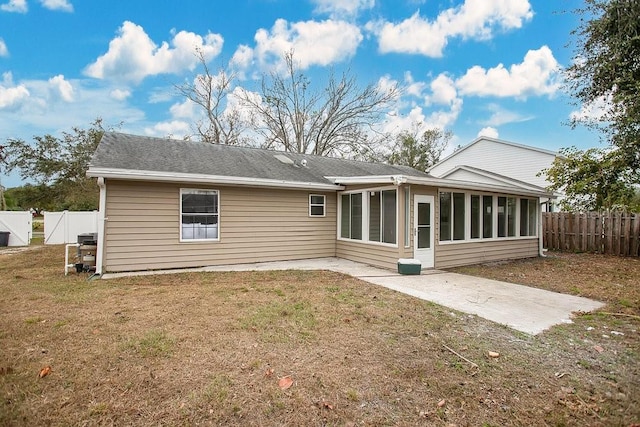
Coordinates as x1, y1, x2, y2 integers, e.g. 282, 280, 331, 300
428, 136, 562, 211
86, 132, 553, 275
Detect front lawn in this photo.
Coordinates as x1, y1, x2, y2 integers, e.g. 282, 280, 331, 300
1, 246, 638, 426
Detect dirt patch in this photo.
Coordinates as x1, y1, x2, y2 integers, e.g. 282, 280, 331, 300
1, 246, 638, 426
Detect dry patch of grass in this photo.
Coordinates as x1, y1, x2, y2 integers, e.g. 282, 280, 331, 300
1, 246, 638, 426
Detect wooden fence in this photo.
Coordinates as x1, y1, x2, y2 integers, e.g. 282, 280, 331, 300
542, 212, 640, 256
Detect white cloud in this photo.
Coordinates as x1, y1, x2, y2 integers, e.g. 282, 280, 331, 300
311, 0, 374, 18
0, 38, 8, 56
248, 19, 362, 72
369, 0, 533, 57
477, 126, 499, 138
0, 72, 30, 109
427, 73, 458, 105
84, 21, 224, 84
230, 45, 254, 78
109, 88, 131, 101
456, 46, 560, 98
0, 0, 27, 12
144, 120, 191, 139
168, 99, 196, 119
481, 103, 532, 126
39, 0, 73, 12
48, 74, 74, 102
569, 94, 612, 122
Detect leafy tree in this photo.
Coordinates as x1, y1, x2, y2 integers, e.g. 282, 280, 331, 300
553, 0, 640, 208
543, 147, 636, 211
3, 118, 111, 211
386, 126, 451, 172
175, 49, 247, 144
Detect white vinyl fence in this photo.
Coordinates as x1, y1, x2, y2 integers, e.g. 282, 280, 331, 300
44, 211, 99, 244
0, 211, 32, 246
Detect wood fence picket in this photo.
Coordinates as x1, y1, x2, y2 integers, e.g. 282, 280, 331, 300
542, 212, 640, 256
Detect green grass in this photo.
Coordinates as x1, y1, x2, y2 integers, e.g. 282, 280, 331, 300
124, 330, 175, 358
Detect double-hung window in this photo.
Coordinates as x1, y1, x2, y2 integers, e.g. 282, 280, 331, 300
180, 189, 219, 241
309, 194, 326, 217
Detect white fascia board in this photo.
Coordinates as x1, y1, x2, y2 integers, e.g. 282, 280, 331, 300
87, 167, 344, 191
404, 176, 555, 198
325, 175, 406, 185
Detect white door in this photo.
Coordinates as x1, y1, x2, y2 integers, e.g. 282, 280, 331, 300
414, 195, 434, 268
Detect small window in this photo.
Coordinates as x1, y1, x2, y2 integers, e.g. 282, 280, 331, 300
309, 194, 326, 217
180, 189, 219, 241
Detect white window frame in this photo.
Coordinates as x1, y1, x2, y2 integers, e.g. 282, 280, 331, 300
337, 186, 399, 248
438, 189, 539, 245
309, 194, 326, 217
179, 188, 220, 242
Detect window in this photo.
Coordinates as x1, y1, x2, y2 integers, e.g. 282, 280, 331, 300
340, 189, 397, 245
309, 194, 325, 217
471, 195, 480, 239
439, 192, 465, 241
520, 199, 538, 236
498, 196, 517, 238
483, 195, 493, 238
341, 193, 362, 240
369, 190, 396, 244
180, 189, 219, 241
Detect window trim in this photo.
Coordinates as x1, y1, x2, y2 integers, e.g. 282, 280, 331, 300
438, 189, 539, 245
309, 194, 326, 217
337, 186, 399, 248
179, 188, 220, 243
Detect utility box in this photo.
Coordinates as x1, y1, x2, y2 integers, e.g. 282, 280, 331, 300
397, 258, 421, 275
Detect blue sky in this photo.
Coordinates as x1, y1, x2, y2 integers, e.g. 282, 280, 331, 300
0, 0, 601, 188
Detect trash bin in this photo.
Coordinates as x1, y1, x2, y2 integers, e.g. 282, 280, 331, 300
0, 231, 9, 247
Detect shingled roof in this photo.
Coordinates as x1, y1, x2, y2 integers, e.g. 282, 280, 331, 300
88, 132, 429, 188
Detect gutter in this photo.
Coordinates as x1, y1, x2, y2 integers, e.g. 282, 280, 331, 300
87, 167, 344, 191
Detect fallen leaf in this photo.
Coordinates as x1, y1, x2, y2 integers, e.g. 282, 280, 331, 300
278, 376, 293, 390
38, 366, 51, 378
264, 368, 274, 377
488, 351, 500, 358
321, 399, 334, 410
437, 399, 446, 407
593, 345, 604, 353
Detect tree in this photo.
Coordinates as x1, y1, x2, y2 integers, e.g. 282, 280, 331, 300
175, 49, 247, 144
543, 147, 636, 211
558, 0, 640, 188
386, 126, 451, 172
237, 51, 399, 156
3, 118, 111, 210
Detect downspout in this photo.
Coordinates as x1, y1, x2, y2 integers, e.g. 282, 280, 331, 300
95, 177, 107, 276
538, 197, 546, 258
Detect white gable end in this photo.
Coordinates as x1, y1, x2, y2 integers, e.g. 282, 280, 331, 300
430, 138, 557, 189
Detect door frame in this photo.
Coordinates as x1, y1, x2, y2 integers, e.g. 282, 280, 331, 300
413, 195, 435, 269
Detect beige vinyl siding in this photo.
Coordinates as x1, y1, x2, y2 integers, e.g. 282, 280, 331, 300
336, 239, 400, 270
103, 181, 337, 272
435, 238, 539, 269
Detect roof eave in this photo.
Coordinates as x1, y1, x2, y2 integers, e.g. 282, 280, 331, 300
87, 167, 345, 191
405, 176, 555, 198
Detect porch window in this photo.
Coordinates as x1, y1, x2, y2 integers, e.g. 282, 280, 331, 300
339, 188, 397, 245
309, 194, 326, 217
498, 196, 517, 238
520, 199, 538, 236
340, 193, 362, 240
180, 189, 219, 241
439, 191, 465, 241
369, 190, 396, 244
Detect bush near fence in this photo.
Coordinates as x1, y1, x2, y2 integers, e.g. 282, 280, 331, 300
542, 212, 640, 256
